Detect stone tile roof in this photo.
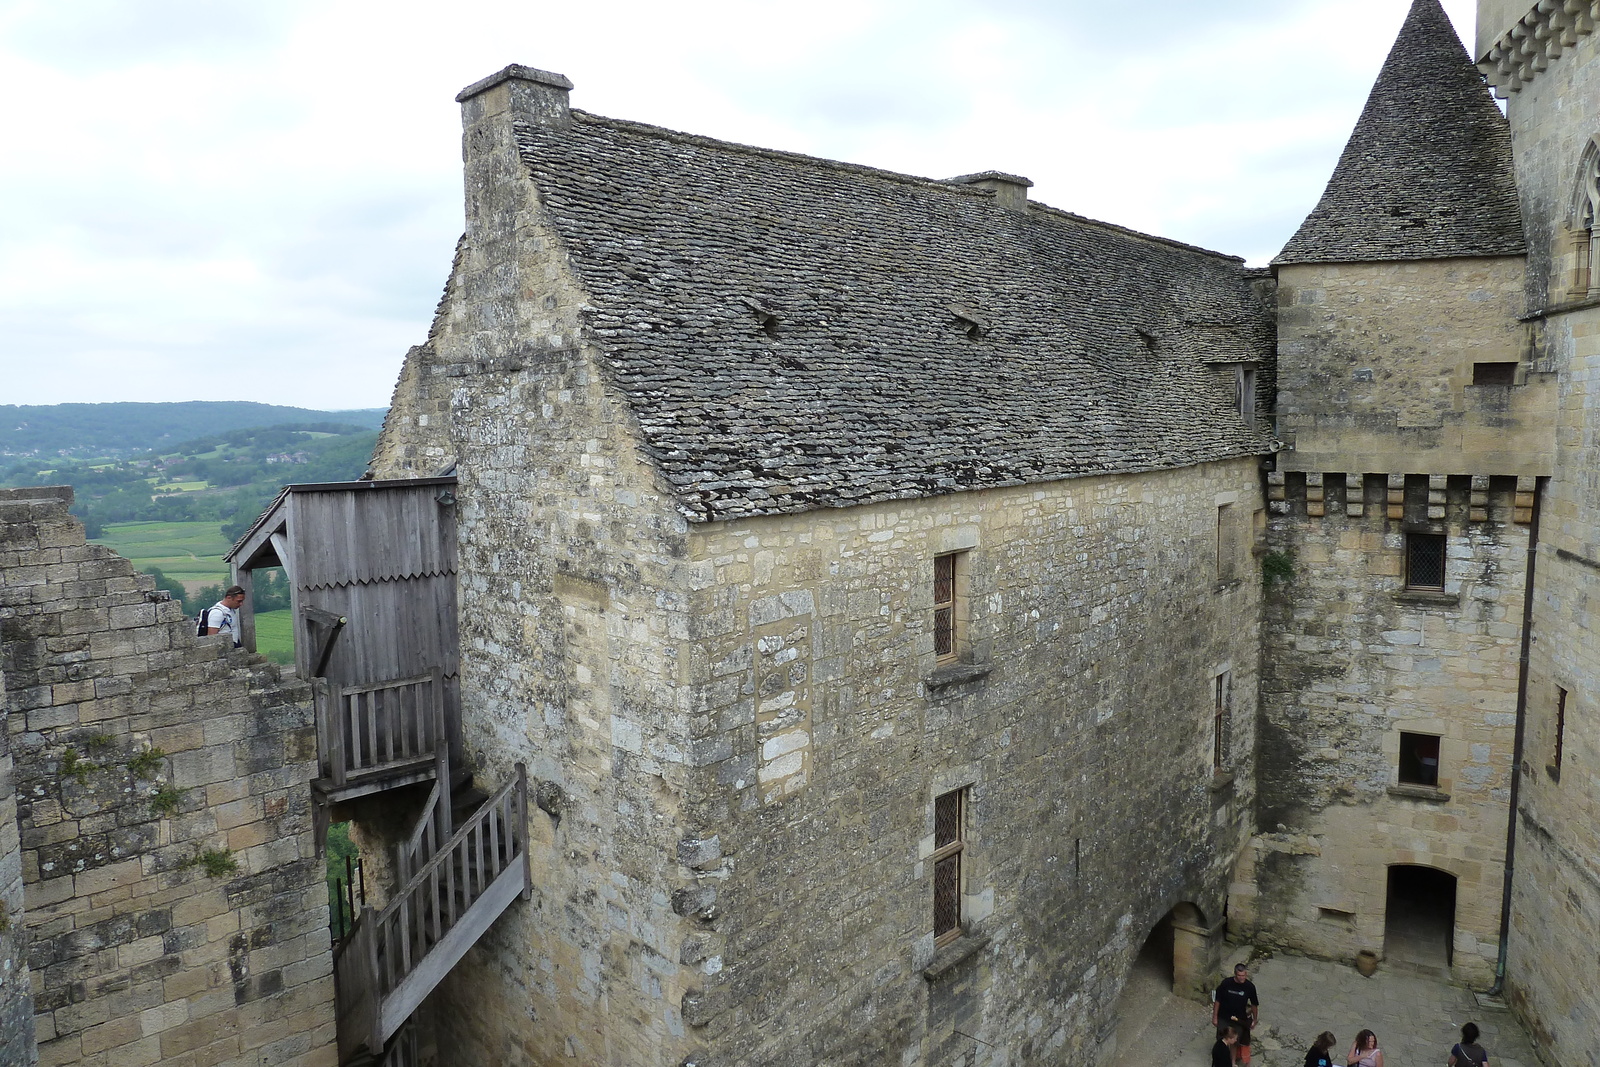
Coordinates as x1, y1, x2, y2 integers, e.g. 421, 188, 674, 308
1276, 0, 1525, 266
515, 115, 1276, 521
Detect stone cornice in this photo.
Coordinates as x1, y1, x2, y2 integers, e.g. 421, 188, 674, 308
1479, 1, 1599, 96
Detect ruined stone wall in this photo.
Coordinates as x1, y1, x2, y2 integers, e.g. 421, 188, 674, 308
0, 662, 36, 1064
0, 487, 334, 1067
676, 459, 1263, 1067
1239, 474, 1530, 988
1274, 258, 1553, 479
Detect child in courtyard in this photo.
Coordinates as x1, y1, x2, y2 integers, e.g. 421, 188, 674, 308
1212, 1025, 1240, 1067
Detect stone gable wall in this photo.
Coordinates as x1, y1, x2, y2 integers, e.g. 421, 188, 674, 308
0, 487, 334, 1067
676, 460, 1262, 1066
389, 75, 703, 1067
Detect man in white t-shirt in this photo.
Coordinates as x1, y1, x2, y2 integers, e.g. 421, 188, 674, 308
201, 586, 247, 647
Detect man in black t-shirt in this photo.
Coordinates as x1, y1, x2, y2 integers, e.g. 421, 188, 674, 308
1211, 964, 1260, 1065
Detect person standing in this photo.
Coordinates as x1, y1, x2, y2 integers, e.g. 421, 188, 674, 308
1348, 1029, 1384, 1067
1211, 963, 1260, 1065
1212, 1025, 1240, 1067
1303, 1031, 1337, 1067
200, 585, 247, 648
1448, 1022, 1490, 1066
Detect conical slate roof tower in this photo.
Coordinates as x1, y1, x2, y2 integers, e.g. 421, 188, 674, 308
1276, 0, 1525, 264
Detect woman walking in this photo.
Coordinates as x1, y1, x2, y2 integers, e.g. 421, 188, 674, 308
1448, 1022, 1491, 1066
1303, 1031, 1337, 1067
1348, 1029, 1384, 1067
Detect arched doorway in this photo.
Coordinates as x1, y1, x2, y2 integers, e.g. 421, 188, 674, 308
1384, 865, 1456, 975
1108, 904, 1217, 1067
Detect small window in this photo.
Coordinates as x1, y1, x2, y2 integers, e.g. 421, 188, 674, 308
1217, 505, 1239, 581
933, 552, 962, 660
1405, 533, 1446, 591
1236, 366, 1257, 428
1398, 732, 1441, 787
1213, 671, 1232, 770
1472, 362, 1518, 386
1549, 686, 1568, 780
932, 788, 967, 944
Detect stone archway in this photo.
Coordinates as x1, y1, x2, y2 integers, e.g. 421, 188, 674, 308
1107, 903, 1226, 1067
1384, 865, 1457, 976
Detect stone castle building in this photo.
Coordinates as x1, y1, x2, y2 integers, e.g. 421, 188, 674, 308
1, 1, 1596, 1065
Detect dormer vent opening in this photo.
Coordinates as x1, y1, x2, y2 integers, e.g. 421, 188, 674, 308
948, 306, 989, 340
740, 297, 780, 338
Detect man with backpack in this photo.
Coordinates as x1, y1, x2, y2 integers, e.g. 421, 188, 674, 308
198, 586, 246, 647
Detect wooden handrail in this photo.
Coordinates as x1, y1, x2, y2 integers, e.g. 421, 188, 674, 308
316, 668, 445, 789
335, 765, 527, 1057
360, 766, 528, 1047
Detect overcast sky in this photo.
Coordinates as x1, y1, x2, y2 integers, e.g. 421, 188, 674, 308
0, 0, 1479, 409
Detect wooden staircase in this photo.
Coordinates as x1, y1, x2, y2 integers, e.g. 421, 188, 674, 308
319, 673, 530, 1066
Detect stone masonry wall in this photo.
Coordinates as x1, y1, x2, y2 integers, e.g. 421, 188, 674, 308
1491, 20, 1600, 1066
0, 487, 335, 1067
0, 661, 36, 1064
374, 73, 704, 1067
1504, 296, 1600, 1067
1274, 258, 1554, 480
1239, 472, 1530, 988
677, 459, 1263, 1067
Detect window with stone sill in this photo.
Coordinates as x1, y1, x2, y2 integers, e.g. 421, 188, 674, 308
932, 787, 967, 946
1212, 670, 1233, 771
1405, 532, 1446, 592
933, 551, 969, 662
1398, 732, 1441, 788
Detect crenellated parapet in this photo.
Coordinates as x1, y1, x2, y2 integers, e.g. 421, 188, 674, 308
1267, 470, 1537, 524
1480, 0, 1599, 95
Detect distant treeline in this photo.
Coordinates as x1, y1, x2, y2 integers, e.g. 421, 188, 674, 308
0, 424, 379, 541
0, 401, 386, 459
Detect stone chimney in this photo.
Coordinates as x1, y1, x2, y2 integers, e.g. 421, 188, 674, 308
454, 65, 573, 237
948, 171, 1033, 212
456, 64, 573, 131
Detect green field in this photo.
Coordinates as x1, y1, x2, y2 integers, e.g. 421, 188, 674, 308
92, 521, 233, 588
254, 609, 295, 665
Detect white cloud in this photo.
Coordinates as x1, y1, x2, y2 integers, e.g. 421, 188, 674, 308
0, 0, 1484, 407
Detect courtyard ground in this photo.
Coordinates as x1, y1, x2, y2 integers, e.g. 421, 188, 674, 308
1111, 949, 1541, 1067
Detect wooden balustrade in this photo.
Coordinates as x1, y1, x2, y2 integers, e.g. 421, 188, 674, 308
316, 669, 445, 789
334, 764, 530, 1057
396, 778, 450, 886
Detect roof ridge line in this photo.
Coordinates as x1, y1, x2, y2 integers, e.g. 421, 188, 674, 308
553, 112, 1246, 265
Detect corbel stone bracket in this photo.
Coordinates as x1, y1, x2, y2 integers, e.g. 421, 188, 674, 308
1480, 1, 1599, 97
